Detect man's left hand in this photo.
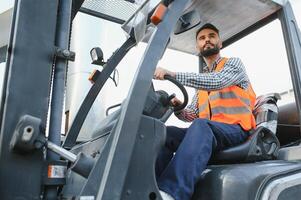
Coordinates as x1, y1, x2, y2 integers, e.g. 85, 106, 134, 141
154, 67, 176, 80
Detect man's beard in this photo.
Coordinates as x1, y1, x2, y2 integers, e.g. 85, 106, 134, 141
200, 44, 220, 57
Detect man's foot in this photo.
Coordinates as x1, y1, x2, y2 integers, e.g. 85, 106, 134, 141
159, 190, 175, 200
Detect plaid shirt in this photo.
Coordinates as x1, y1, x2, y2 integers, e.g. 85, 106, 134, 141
175, 57, 251, 122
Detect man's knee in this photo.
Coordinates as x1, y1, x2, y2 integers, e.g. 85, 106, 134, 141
188, 118, 215, 140
190, 118, 210, 129
192, 118, 209, 124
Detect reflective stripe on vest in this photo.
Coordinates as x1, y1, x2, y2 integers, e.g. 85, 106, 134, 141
211, 106, 251, 115
209, 91, 251, 106
197, 57, 256, 131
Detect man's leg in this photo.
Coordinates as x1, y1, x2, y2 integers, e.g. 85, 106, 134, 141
157, 118, 249, 200
156, 126, 187, 178
206, 120, 250, 151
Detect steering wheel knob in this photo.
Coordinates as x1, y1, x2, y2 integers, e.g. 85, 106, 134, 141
168, 93, 176, 102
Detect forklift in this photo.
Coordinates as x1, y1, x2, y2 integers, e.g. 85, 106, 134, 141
0, 0, 301, 199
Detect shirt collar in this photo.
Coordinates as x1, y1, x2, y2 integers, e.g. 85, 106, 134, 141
203, 56, 222, 73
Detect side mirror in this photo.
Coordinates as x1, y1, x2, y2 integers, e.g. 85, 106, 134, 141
174, 10, 201, 35
90, 47, 106, 66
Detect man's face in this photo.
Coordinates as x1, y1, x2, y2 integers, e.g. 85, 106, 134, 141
196, 28, 222, 57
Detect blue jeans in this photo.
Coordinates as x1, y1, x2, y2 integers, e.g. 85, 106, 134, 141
156, 118, 249, 200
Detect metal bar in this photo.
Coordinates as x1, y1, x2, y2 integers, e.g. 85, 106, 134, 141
63, 37, 136, 149
44, 0, 72, 199
80, 1, 189, 198
79, 7, 125, 24
0, 0, 58, 198
279, 2, 301, 136
0, 46, 7, 63
47, 0, 72, 159
0, 0, 17, 128
90, 0, 189, 199
71, 0, 85, 20
47, 141, 77, 162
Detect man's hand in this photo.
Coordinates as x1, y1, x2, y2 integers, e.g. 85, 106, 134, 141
154, 67, 176, 80
170, 97, 182, 107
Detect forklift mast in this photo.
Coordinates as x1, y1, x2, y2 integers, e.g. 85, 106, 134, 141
1, 0, 301, 200
0, 0, 59, 199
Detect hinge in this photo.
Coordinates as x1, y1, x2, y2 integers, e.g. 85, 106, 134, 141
55, 47, 75, 61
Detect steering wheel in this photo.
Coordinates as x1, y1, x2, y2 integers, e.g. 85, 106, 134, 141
106, 75, 189, 122
163, 75, 188, 112
152, 75, 188, 122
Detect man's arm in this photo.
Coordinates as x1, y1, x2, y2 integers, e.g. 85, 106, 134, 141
174, 92, 199, 122
176, 57, 249, 90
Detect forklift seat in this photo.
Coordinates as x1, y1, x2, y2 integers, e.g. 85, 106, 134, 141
210, 93, 281, 164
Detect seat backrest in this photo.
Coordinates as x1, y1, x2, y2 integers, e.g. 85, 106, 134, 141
211, 93, 281, 164
253, 93, 281, 134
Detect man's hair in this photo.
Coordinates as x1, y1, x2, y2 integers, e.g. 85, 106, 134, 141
196, 23, 219, 39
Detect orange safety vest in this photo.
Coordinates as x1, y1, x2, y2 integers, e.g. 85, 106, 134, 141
197, 58, 256, 131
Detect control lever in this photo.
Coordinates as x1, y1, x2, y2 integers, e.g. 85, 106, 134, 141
45, 140, 95, 178
160, 93, 176, 122
160, 108, 174, 122
10, 115, 94, 178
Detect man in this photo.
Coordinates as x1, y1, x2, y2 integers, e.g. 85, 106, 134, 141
153, 23, 256, 200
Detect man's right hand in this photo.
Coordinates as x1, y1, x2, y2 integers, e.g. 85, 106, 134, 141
170, 97, 182, 107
